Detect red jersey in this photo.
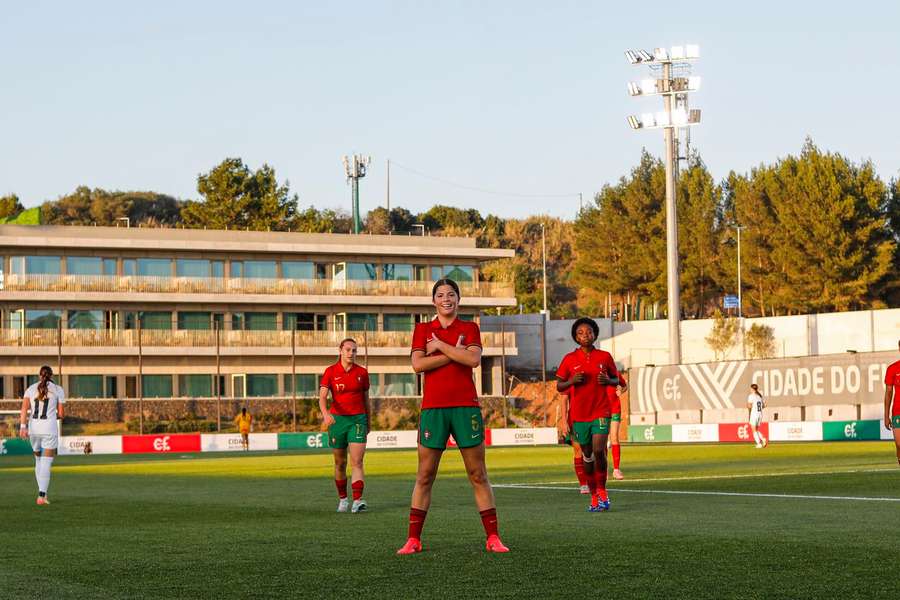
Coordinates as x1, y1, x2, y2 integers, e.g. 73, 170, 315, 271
885, 360, 900, 416
411, 317, 481, 409
556, 347, 620, 422
607, 372, 626, 415
320, 362, 370, 416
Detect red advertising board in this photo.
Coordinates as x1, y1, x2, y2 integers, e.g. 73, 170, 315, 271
718, 422, 769, 443
448, 428, 492, 448
122, 434, 201, 454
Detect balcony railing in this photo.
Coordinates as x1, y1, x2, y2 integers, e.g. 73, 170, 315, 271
0, 274, 514, 298
0, 328, 516, 349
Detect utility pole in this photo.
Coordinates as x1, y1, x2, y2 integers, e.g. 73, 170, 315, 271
662, 58, 681, 364
342, 154, 371, 234
541, 222, 548, 316
734, 224, 745, 318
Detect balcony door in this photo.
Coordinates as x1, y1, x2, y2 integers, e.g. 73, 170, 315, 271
231, 374, 246, 399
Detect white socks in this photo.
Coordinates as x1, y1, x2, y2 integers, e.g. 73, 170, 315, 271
35, 456, 54, 494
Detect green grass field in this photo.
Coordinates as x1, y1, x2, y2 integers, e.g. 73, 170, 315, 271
2, 442, 898, 599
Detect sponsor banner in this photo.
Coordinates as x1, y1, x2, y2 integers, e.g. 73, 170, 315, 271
822, 420, 881, 441
277, 432, 331, 450
768, 421, 823, 442
367, 430, 418, 449
201, 433, 280, 452
671, 423, 719, 443
489, 428, 556, 446
628, 424, 672, 443
718, 423, 770, 443
632, 350, 898, 412
59, 436, 122, 455
122, 434, 201, 454
0, 438, 34, 455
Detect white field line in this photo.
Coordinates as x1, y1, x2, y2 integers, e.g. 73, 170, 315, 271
492, 482, 900, 503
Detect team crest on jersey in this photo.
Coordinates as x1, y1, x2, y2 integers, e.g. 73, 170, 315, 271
471, 415, 480, 431
424, 429, 431, 440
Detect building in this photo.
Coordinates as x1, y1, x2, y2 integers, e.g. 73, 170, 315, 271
0, 225, 517, 405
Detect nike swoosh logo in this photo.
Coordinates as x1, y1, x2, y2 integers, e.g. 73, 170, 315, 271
471, 434, 480, 439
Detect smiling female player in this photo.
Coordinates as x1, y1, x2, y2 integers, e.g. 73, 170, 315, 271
397, 278, 509, 554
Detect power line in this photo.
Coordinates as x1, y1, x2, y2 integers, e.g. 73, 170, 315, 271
389, 160, 580, 199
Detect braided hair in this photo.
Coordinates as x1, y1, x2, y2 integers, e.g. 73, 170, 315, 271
37, 365, 53, 402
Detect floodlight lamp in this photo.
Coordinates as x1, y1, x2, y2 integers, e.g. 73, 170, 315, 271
638, 49, 653, 62
689, 109, 701, 124
627, 115, 641, 130
671, 45, 685, 59
641, 78, 657, 94
655, 111, 670, 127
653, 47, 669, 61
627, 82, 641, 96
686, 44, 700, 59
642, 112, 655, 127
688, 76, 701, 91
625, 50, 640, 64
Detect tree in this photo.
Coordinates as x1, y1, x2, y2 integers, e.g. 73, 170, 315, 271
419, 205, 484, 235
705, 310, 740, 360
41, 187, 182, 227
0, 194, 24, 219
365, 207, 391, 234
744, 323, 776, 359
181, 158, 299, 231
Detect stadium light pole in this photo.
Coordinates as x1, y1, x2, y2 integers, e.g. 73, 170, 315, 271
733, 224, 744, 318
342, 154, 371, 234
625, 44, 702, 365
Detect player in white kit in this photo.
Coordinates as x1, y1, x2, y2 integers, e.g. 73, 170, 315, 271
18, 366, 66, 505
747, 383, 767, 449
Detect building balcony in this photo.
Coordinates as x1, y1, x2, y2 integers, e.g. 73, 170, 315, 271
0, 274, 516, 306
0, 328, 517, 357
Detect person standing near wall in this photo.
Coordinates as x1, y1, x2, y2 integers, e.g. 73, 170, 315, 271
883, 340, 900, 467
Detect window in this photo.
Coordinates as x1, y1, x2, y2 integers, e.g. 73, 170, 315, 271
383, 313, 414, 331
211, 261, 224, 278
383, 264, 413, 281
443, 265, 474, 282
229, 261, 243, 278
346, 263, 377, 280
283, 374, 318, 397
142, 375, 173, 398
315, 264, 328, 280
176, 259, 211, 278
382, 373, 416, 396
66, 257, 104, 275
68, 375, 104, 398
68, 310, 103, 330
12, 256, 61, 275
282, 261, 314, 280
125, 258, 170, 277
243, 261, 277, 279
177, 312, 211, 330
104, 258, 117, 275
347, 313, 377, 332
245, 313, 276, 331
231, 313, 244, 330
25, 309, 61, 329
283, 313, 316, 331
179, 375, 213, 398
247, 374, 277, 397
125, 311, 172, 330
459, 314, 476, 322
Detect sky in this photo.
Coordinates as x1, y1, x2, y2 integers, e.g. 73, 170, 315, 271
2, 0, 899, 219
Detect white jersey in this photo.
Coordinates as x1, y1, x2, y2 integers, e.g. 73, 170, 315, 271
25, 382, 65, 435
747, 392, 764, 417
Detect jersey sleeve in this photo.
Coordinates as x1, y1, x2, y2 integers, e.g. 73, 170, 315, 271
556, 354, 571, 381
319, 366, 332, 389
361, 369, 370, 391
885, 363, 898, 385
603, 353, 621, 380
411, 323, 428, 354
465, 322, 482, 349
57, 385, 66, 404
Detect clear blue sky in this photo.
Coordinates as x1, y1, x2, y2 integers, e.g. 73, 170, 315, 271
3, 1, 899, 219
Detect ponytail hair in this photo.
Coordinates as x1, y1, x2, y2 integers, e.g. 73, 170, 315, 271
750, 383, 762, 397
37, 365, 53, 402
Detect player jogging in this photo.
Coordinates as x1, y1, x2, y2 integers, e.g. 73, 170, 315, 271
18, 365, 65, 505
319, 338, 371, 514
234, 407, 252, 450
608, 373, 628, 479
883, 339, 900, 467
556, 318, 621, 512
748, 383, 767, 448
397, 278, 509, 555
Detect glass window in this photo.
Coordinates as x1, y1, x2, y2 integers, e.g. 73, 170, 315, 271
179, 375, 213, 398
125, 311, 172, 330
429, 266, 442, 281
458, 314, 476, 321
176, 259, 210, 278
283, 374, 318, 397
244, 261, 277, 279
123, 259, 136, 276
245, 312, 276, 331
66, 257, 103, 275
315, 264, 328, 280
142, 375, 173, 398
415, 265, 428, 281
25, 309, 61, 329
137, 259, 171, 277
230, 261, 243, 278
68, 310, 103, 330
14, 256, 62, 275
211, 261, 224, 278
383, 373, 416, 397
383, 313, 414, 331
247, 374, 277, 397
282, 261, 314, 280
103, 258, 117, 276
283, 313, 316, 331
383, 264, 414, 281
177, 312, 211, 330
231, 313, 244, 330
368, 373, 381, 396
68, 375, 104, 398
346, 263, 377, 280
443, 265, 474, 282
347, 313, 376, 332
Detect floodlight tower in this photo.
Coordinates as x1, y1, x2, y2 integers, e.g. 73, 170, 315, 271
625, 44, 702, 365
342, 154, 371, 234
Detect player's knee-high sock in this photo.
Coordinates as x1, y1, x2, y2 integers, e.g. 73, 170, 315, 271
611, 444, 621, 470
479, 508, 499, 537
351, 480, 364, 501
574, 454, 587, 486
583, 455, 597, 502
38, 456, 53, 496
595, 465, 608, 502
34, 457, 41, 491
335, 479, 348, 499
408, 508, 427, 540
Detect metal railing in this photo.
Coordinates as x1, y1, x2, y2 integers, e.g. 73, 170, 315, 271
1, 273, 515, 298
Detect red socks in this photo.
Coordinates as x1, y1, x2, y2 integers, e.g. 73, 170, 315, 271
612, 444, 621, 470
408, 508, 427, 539
335, 479, 348, 499
595, 469, 608, 502
480, 508, 499, 537
574, 455, 587, 486
351, 480, 364, 501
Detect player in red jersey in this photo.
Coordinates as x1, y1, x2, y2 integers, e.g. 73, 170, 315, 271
397, 278, 509, 555
608, 373, 627, 480
319, 338, 371, 514
883, 340, 900, 466
556, 318, 621, 512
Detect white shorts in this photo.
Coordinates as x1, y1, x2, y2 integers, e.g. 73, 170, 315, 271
749, 413, 762, 428
30, 433, 59, 452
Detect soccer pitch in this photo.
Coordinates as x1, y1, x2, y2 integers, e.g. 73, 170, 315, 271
2, 442, 897, 600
